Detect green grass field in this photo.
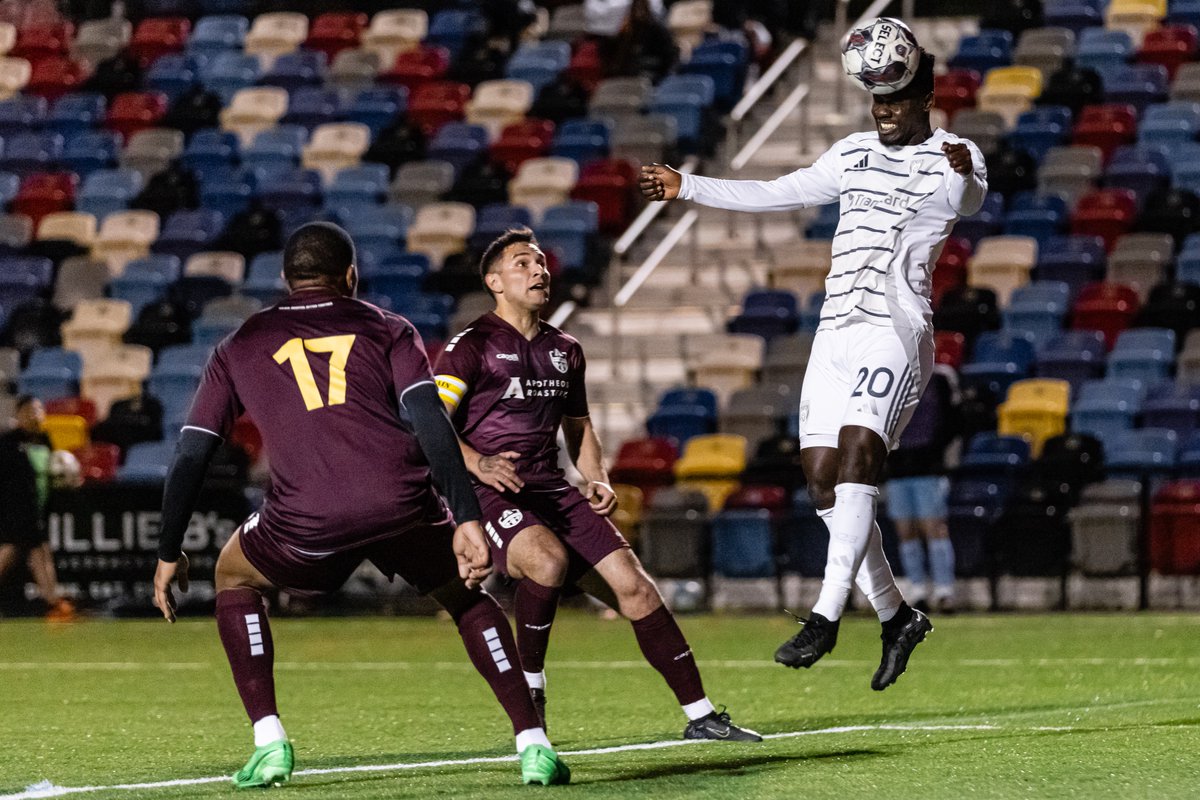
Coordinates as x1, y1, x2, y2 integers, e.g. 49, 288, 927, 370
2, 611, 1198, 799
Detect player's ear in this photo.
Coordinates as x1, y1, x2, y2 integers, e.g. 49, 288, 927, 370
484, 270, 501, 294
923, 92, 933, 112
345, 264, 358, 295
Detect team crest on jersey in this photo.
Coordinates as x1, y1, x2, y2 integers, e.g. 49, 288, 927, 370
549, 348, 568, 374
498, 509, 524, 529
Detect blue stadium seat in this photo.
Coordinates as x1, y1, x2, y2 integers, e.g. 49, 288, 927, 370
145, 54, 203, 102
649, 75, 715, 154
508, 40, 572, 75
0, 132, 63, 177
340, 204, 414, 250
797, 292, 824, 334
960, 330, 1037, 395
711, 509, 776, 578
0, 172, 17, 208
727, 289, 799, 340
1107, 327, 1176, 383
1142, 381, 1200, 436
261, 51, 328, 92
469, 203, 534, 252
280, 86, 346, 129
201, 51, 261, 103
45, 93, 105, 134
360, 252, 430, 281
242, 251, 287, 304
681, 40, 748, 111
153, 209, 226, 261
426, 9, 487, 59
1166, 142, 1200, 194
119, 441, 174, 482
76, 169, 143, 219
647, 387, 719, 446
1033, 235, 1106, 298
1070, 378, 1146, 440
1099, 64, 1168, 112
363, 270, 424, 308
538, 200, 598, 272
199, 168, 256, 218
1139, 102, 1200, 145
1104, 428, 1178, 480
192, 316, 240, 346
960, 432, 1032, 473
1003, 279, 1070, 336
1044, 0, 1104, 35
0, 256, 54, 311
1180, 430, 1200, 477
18, 347, 82, 399
948, 30, 1014, 73
1007, 106, 1072, 162
347, 87, 408, 136
0, 96, 47, 137
805, 203, 839, 239
1076, 28, 1134, 72
62, 130, 120, 176
241, 126, 308, 173
428, 122, 490, 172
324, 164, 390, 208
109, 255, 181, 315
182, 129, 239, 171
552, 118, 611, 165
1105, 145, 1170, 202
1034, 329, 1108, 392
1004, 192, 1067, 245
187, 15, 248, 56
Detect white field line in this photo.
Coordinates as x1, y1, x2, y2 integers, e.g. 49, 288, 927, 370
0, 723, 1061, 800
3, 656, 1200, 671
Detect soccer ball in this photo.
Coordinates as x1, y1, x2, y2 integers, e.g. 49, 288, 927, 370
49, 449, 82, 489
841, 17, 922, 95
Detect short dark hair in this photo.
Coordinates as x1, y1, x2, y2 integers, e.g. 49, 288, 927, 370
479, 227, 539, 290
14, 394, 36, 411
888, 50, 935, 101
283, 222, 356, 285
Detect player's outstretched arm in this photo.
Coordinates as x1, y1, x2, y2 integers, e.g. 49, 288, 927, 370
400, 382, 485, 527
154, 427, 220, 622
562, 416, 617, 517
639, 163, 682, 201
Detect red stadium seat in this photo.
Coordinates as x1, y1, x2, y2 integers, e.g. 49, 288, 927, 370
1137, 25, 1199, 81
106, 91, 168, 142
722, 484, 788, 513
129, 18, 191, 67
610, 436, 678, 498
26, 56, 89, 101
304, 12, 367, 62
46, 396, 98, 428
12, 172, 77, 225
935, 330, 967, 369
570, 158, 637, 234
933, 236, 971, 309
1072, 104, 1138, 164
564, 38, 603, 94
1070, 188, 1137, 252
489, 118, 554, 174
408, 81, 471, 137
934, 68, 981, 123
12, 21, 73, 61
75, 441, 120, 483
378, 45, 450, 92
1070, 281, 1140, 349
1149, 480, 1200, 574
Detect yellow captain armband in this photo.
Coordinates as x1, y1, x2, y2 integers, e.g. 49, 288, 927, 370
435, 374, 468, 411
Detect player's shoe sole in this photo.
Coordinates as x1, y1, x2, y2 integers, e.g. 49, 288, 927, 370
683, 709, 763, 742
774, 612, 839, 669
871, 608, 933, 691
232, 740, 294, 789
520, 744, 570, 785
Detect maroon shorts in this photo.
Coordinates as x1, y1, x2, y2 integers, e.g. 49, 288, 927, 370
237, 509, 460, 596
475, 484, 629, 579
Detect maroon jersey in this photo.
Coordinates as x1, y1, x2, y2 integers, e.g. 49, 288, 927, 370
185, 286, 444, 551
433, 312, 588, 489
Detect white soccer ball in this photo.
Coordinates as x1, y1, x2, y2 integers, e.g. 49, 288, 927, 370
49, 449, 82, 489
841, 17, 922, 95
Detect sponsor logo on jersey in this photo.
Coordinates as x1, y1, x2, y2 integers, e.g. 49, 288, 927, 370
495, 353, 519, 361
484, 521, 504, 548
498, 509, 524, 529
549, 348, 568, 373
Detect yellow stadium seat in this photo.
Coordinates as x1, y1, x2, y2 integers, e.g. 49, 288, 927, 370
1106, 0, 1166, 45
611, 483, 644, 549
674, 433, 746, 478
43, 414, 89, 452
676, 478, 739, 511
997, 378, 1070, 457
978, 67, 1043, 128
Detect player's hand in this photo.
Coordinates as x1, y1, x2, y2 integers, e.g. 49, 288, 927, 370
942, 142, 973, 175
473, 451, 524, 493
584, 481, 618, 517
639, 163, 682, 201
153, 554, 190, 623
453, 521, 493, 589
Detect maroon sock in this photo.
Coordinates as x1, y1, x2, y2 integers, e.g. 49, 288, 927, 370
514, 578, 560, 675
215, 588, 278, 724
630, 605, 707, 706
453, 593, 543, 733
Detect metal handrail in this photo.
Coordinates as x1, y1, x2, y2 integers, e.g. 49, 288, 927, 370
730, 38, 808, 123
729, 83, 810, 171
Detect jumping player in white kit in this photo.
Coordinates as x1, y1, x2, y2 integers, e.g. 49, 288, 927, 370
639, 37, 986, 689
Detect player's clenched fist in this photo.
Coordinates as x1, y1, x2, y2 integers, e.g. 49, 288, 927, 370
941, 142, 973, 175
639, 163, 682, 201
453, 521, 493, 589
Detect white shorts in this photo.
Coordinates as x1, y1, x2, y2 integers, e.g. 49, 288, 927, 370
797, 321, 934, 451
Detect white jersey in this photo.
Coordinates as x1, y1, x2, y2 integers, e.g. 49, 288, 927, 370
679, 128, 987, 332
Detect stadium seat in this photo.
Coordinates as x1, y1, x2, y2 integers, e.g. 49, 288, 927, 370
509, 156, 577, 217
1142, 381, 1200, 435
1104, 146, 1170, 205
1071, 377, 1147, 440
118, 440, 173, 482
960, 329, 1037, 395
46, 92, 105, 135
1107, 327, 1175, 383
106, 91, 167, 141
244, 12, 307, 63
1135, 282, 1200, 344
674, 433, 747, 511
1077, 28, 1134, 72
261, 50, 326, 93
0, 131, 63, 177
997, 378, 1070, 456
1072, 104, 1138, 163
968, 236, 1037, 304
711, 509, 776, 579
1070, 188, 1137, 250
1015, 27, 1075, 77
949, 30, 1015, 73
1033, 329, 1108, 393
1148, 480, 1200, 573
407, 80, 470, 137
1070, 281, 1140, 348
17, 346, 81, 399
638, 487, 710, 585
1068, 478, 1141, 575
1003, 279, 1069, 337
1105, 427, 1178, 483
361, 9, 426, 66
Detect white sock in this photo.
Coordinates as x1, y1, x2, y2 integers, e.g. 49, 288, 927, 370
817, 507, 903, 623
682, 697, 716, 721
515, 727, 552, 753
812, 483, 879, 621
524, 670, 546, 690
253, 715, 286, 747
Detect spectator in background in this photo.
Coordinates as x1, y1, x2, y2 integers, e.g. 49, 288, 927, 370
884, 369, 961, 613
0, 396, 76, 620
592, 0, 678, 82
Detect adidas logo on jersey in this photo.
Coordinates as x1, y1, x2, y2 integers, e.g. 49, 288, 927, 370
853, 154, 869, 169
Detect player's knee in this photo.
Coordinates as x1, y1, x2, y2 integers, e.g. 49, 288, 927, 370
836, 429, 887, 486
510, 528, 568, 587
617, 574, 663, 619
807, 481, 836, 511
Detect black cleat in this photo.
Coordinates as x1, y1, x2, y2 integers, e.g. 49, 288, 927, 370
871, 606, 933, 691
530, 687, 547, 732
774, 612, 839, 669
683, 708, 763, 742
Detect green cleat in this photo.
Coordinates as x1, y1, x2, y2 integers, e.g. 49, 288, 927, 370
520, 744, 570, 786
232, 740, 294, 789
